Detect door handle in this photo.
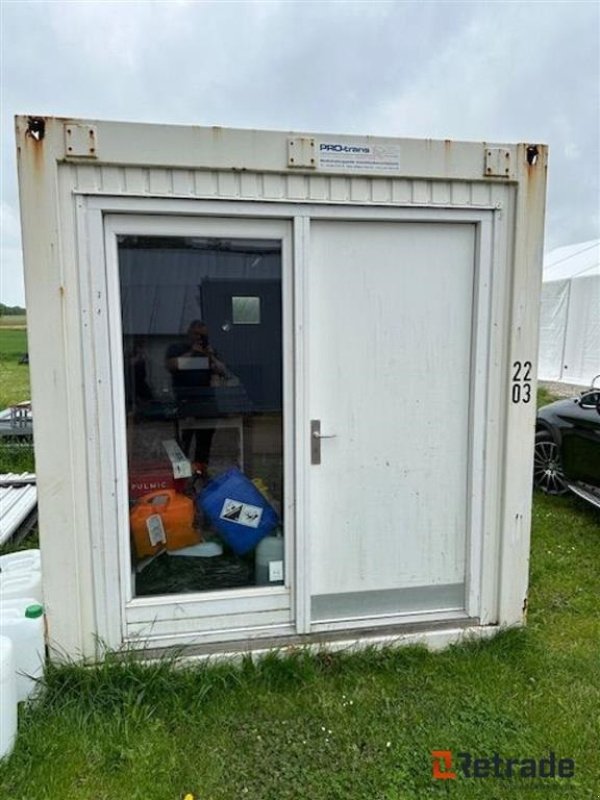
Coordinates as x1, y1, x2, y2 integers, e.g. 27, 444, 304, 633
311, 420, 336, 465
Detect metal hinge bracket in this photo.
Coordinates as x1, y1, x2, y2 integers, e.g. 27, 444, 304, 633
288, 137, 316, 169
65, 123, 98, 158
484, 147, 512, 179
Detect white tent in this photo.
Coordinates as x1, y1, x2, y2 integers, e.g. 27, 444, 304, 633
538, 239, 600, 386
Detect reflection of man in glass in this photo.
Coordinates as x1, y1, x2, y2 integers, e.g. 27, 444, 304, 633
166, 320, 227, 463
166, 320, 226, 389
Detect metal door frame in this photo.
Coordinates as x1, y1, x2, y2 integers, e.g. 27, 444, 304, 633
78, 195, 496, 651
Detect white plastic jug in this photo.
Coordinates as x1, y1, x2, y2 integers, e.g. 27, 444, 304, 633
255, 531, 284, 586
0, 570, 43, 604
0, 598, 45, 702
0, 636, 17, 760
0, 549, 42, 575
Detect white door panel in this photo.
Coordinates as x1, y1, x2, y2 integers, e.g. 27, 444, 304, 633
308, 221, 475, 614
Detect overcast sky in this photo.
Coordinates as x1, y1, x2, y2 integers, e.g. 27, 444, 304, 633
1, 0, 598, 306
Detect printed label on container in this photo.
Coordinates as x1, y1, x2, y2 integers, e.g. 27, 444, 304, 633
219, 498, 263, 529
162, 439, 192, 479
317, 141, 400, 172
269, 560, 284, 582
146, 514, 167, 546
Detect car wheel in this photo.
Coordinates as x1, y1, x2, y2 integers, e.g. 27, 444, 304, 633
533, 431, 568, 495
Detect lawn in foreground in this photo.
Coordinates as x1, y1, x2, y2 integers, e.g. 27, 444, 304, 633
0, 493, 598, 799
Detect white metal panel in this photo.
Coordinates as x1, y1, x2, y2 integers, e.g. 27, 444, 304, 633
78, 202, 126, 649
27, 118, 524, 181
498, 144, 548, 626
126, 587, 291, 623
128, 609, 292, 640
293, 216, 311, 634
74, 164, 511, 213
125, 623, 297, 651
307, 219, 475, 600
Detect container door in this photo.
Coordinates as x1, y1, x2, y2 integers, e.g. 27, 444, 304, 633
307, 220, 476, 624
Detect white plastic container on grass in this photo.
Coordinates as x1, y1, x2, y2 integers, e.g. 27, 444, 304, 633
0, 598, 45, 702
0, 549, 42, 575
0, 549, 43, 603
0, 635, 18, 760
0, 570, 43, 604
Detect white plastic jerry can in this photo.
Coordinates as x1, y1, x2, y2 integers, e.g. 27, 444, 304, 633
0, 635, 18, 760
0, 571, 43, 604
0, 549, 43, 603
0, 598, 45, 702
0, 549, 42, 575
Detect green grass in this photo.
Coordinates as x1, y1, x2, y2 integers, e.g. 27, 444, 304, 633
0, 443, 35, 474
0, 326, 32, 471
0, 494, 598, 799
0, 328, 30, 408
536, 386, 559, 409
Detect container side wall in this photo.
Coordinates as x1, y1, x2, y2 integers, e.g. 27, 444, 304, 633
14, 117, 95, 659
498, 144, 548, 626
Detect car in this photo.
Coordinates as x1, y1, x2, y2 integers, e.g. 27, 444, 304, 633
534, 376, 600, 509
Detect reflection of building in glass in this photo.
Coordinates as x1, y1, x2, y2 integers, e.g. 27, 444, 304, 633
119, 237, 282, 411
119, 236, 284, 598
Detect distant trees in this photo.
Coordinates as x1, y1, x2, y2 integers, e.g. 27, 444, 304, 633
0, 303, 26, 316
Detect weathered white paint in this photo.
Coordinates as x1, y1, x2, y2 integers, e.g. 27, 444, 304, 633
14, 117, 547, 660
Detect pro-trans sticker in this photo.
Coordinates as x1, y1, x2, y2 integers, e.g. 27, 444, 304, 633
317, 141, 400, 172
219, 498, 263, 529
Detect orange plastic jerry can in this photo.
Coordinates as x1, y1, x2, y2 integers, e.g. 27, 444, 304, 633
130, 489, 201, 559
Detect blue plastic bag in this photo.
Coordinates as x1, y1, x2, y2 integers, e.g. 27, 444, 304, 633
198, 468, 279, 555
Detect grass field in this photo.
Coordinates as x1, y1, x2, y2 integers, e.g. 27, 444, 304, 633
0, 326, 29, 409
0, 315, 27, 330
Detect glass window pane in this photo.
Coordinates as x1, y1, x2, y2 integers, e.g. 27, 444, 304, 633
118, 236, 284, 597
232, 296, 261, 324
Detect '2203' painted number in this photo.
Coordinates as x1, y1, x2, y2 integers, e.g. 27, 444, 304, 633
512, 360, 532, 403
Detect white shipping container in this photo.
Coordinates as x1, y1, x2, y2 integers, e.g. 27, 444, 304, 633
15, 116, 547, 661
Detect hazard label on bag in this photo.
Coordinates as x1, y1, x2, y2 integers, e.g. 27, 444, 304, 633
219, 498, 263, 529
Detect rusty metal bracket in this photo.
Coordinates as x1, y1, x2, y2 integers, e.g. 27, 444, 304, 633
484, 147, 512, 179
288, 137, 316, 169
65, 123, 98, 158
